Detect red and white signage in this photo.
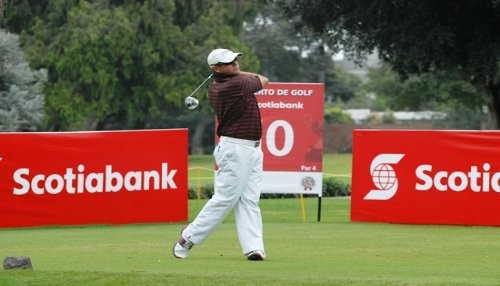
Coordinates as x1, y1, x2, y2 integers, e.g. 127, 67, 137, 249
255, 82, 324, 195
0, 129, 188, 228
351, 129, 500, 226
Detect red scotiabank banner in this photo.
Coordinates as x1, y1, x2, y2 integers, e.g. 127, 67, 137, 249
254, 82, 324, 196
0, 129, 188, 228
351, 129, 500, 226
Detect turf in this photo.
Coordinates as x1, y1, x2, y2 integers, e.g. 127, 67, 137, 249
2, 197, 500, 285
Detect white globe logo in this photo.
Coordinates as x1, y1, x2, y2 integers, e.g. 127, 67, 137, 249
371, 163, 397, 190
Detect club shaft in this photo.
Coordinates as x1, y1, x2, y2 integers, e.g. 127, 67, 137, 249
187, 74, 213, 98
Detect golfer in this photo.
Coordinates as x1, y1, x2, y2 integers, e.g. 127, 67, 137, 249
173, 48, 269, 261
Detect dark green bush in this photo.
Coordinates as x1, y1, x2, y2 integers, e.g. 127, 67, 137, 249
188, 185, 214, 199
322, 177, 351, 197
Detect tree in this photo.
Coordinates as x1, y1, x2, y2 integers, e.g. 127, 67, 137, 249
1, 0, 54, 33
3, 0, 262, 133
362, 64, 486, 129
240, 1, 361, 102
170, 0, 263, 154
0, 28, 46, 131
326, 63, 362, 103
2, 0, 266, 154
16, 0, 190, 130
0, 0, 5, 25
278, 0, 500, 129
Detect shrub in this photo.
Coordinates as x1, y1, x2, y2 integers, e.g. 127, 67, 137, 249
322, 177, 351, 197
188, 184, 214, 199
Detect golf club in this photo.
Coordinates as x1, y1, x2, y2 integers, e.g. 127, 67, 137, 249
185, 74, 213, 110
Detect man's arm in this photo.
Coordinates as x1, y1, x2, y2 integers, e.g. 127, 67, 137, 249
239, 71, 269, 88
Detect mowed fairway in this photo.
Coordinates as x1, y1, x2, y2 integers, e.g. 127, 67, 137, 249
2, 197, 500, 285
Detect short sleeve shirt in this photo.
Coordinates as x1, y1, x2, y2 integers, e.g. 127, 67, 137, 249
208, 74, 263, 140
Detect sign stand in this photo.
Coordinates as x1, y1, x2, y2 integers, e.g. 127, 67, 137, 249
317, 196, 322, 222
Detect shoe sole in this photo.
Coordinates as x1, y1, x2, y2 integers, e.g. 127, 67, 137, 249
247, 253, 264, 261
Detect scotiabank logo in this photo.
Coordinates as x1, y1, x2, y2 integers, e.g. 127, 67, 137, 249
364, 154, 405, 200
415, 163, 500, 192
12, 163, 178, 195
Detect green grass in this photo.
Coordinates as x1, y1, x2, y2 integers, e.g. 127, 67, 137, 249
2, 197, 500, 285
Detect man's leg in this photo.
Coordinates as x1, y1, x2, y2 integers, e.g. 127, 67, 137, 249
183, 142, 249, 244
234, 148, 265, 257
181, 142, 253, 244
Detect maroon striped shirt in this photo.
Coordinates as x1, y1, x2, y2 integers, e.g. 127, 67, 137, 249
208, 74, 263, 140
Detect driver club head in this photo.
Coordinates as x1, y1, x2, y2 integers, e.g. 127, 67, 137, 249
185, 96, 199, 110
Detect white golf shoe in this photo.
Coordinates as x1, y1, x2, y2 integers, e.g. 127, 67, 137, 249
173, 237, 193, 259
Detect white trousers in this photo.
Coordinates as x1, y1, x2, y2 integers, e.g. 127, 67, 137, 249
183, 138, 265, 255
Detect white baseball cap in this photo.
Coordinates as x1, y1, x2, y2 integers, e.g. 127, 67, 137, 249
207, 48, 242, 66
